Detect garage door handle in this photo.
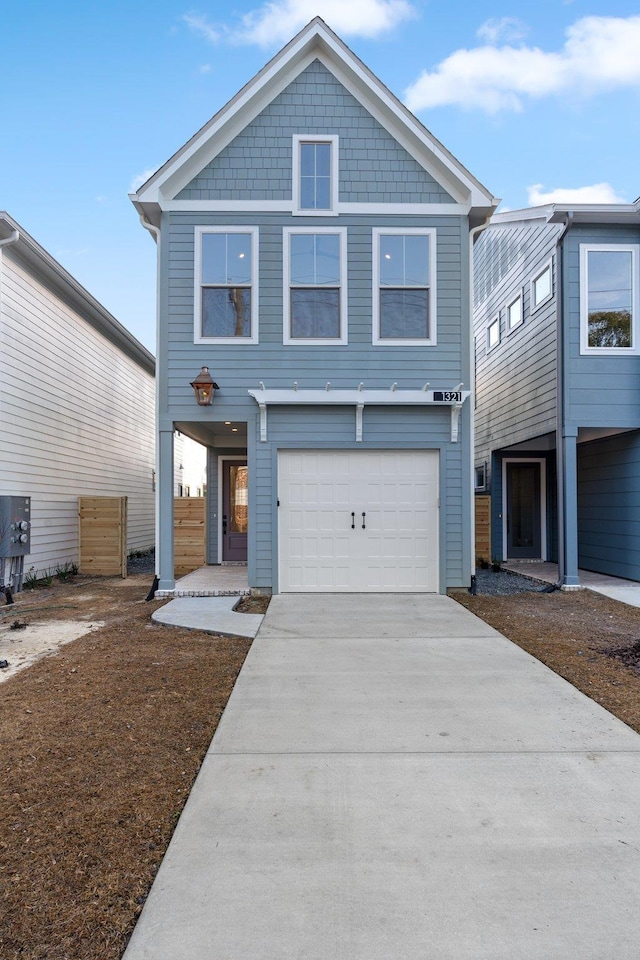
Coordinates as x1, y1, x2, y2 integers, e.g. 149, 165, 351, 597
362, 512, 366, 529
351, 512, 355, 529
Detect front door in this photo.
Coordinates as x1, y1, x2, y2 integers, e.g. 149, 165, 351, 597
506, 461, 542, 559
222, 460, 248, 562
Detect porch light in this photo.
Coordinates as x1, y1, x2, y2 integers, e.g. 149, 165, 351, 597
190, 366, 219, 406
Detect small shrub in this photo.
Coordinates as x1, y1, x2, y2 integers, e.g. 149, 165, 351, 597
55, 562, 75, 582
23, 567, 38, 590
491, 559, 502, 573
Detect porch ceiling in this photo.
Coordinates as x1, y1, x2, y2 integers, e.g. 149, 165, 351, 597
175, 420, 248, 448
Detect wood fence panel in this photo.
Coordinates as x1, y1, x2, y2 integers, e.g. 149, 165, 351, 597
475, 494, 491, 563
174, 497, 206, 575
78, 497, 127, 577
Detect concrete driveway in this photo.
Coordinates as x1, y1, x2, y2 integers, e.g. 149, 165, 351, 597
124, 593, 640, 960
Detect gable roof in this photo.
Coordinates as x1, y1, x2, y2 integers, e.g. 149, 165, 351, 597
492, 199, 640, 228
131, 17, 497, 227
0, 213, 155, 375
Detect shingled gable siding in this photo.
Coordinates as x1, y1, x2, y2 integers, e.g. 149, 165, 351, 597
176, 60, 455, 206
473, 221, 561, 481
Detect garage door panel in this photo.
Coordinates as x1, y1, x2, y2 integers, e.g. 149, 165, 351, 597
279, 450, 439, 592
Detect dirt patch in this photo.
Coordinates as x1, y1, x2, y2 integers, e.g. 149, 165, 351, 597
451, 587, 640, 735
235, 594, 270, 615
0, 574, 254, 960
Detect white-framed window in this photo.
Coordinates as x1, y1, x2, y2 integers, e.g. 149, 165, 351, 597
283, 227, 347, 344
292, 135, 338, 215
474, 463, 487, 491
531, 261, 552, 310
372, 228, 437, 346
194, 226, 259, 344
487, 315, 500, 351
580, 244, 639, 354
507, 292, 523, 332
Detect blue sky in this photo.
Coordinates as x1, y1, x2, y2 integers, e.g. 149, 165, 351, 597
3, 0, 640, 352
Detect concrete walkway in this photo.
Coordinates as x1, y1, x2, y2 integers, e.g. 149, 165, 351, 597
124, 594, 640, 960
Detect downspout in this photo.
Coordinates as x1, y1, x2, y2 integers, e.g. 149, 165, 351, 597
137, 213, 162, 585
555, 213, 573, 588
468, 213, 494, 594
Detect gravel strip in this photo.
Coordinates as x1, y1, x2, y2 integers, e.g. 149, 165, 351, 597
472, 568, 554, 596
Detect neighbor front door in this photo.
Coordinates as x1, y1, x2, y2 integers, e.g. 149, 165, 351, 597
506, 461, 542, 559
222, 460, 248, 562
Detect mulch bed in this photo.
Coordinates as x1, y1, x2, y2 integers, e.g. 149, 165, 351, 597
0, 577, 252, 960
452, 588, 640, 735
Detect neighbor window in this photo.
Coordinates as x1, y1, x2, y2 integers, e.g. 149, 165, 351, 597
487, 316, 500, 350
293, 135, 338, 214
283, 228, 347, 343
373, 229, 436, 346
507, 293, 523, 331
194, 227, 259, 343
474, 463, 487, 490
580, 244, 639, 353
532, 263, 552, 309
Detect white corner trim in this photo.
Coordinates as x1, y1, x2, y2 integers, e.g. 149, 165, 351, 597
247, 386, 469, 443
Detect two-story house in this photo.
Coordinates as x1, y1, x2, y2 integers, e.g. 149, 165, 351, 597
131, 18, 497, 595
474, 200, 640, 587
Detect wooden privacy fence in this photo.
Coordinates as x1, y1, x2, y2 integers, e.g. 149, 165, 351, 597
78, 497, 127, 577
174, 497, 206, 575
475, 494, 491, 563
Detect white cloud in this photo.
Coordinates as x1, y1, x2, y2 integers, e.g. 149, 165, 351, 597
183, 1, 417, 49
527, 182, 628, 205
198, 63, 212, 74
405, 15, 640, 114
477, 17, 527, 45
183, 13, 221, 43
129, 168, 161, 193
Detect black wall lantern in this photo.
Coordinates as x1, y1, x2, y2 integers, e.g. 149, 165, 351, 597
190, 366, 219, 406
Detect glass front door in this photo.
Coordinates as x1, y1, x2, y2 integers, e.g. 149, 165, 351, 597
222, 461, 248, 562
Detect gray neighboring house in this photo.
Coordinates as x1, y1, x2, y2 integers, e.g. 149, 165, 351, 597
474, 200, 640, 587
132, 17, 498, 595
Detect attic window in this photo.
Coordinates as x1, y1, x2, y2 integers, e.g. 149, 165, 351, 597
293, 135, 338, 215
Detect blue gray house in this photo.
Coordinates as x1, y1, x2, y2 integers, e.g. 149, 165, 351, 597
131, 18, 497, 595
474, 200, 640, 587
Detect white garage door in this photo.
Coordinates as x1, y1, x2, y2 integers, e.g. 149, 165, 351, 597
278, 450, 439, 592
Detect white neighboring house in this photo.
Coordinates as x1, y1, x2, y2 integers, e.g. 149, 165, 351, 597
0, 212, 156, 578
173, 431, 207, 497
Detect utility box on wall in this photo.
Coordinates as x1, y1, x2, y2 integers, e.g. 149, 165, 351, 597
0, 496, 31, 558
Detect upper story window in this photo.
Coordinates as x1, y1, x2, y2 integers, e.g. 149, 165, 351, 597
292, 135, 338, 215
487, 316, 500, 351
580, 244, 639, 354
507, 292, 523, 332
372, 228, 437, 346
194, 227, 259, 344
531, 262, 552, 310
283, 227, 347, 344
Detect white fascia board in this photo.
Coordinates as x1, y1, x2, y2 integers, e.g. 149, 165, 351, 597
135, 18, 497, 213
495, 203, 640, 227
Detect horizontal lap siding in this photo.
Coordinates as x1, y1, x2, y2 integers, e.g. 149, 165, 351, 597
474, 222, 560, 479
252, 405, 464, 590
165, 214, 465, 420
0, 255, 155, 576
577, 431, 640, 579
563, 225, 640, 432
